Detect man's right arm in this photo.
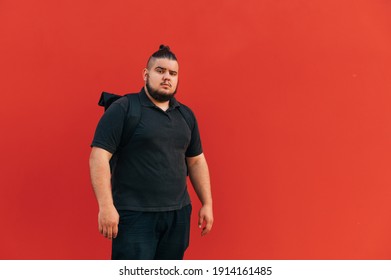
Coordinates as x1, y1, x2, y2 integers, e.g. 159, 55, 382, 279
89, 147, 119, 239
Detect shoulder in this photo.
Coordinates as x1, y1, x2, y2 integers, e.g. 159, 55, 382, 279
111, 96, 129, 110
100, 96, 129, 120
177, 101, 196, 118
177, 101, 198, 131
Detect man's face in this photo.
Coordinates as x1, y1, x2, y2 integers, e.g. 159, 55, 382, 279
144, 58, 179, 102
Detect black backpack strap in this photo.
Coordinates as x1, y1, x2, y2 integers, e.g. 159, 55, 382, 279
119, 93, 141, 149
98, 92, 142, 148
111, 94, 141, 172
98, 92, 142, 173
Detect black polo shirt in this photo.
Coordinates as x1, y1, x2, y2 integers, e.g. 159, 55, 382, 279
91, 88, 203, 211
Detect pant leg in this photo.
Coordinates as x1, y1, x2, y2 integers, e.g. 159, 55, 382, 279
112, 210, 159, 260
154, 204, 192, 260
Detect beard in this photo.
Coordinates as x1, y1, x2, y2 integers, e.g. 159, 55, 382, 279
146, 78, 178, 102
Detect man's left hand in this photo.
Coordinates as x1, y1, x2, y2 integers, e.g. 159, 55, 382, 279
198, 204, 213, 236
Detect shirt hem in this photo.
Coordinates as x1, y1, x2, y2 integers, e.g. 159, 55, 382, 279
115, 202, 191, 212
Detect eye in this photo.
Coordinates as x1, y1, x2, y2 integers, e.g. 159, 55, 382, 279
156, 68, 164, 73
170, 71, 177, 76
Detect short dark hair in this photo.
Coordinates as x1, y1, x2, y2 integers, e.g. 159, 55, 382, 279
147, 45, 177, 69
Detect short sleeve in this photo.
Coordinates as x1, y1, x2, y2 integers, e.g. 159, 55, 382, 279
185, 110, 203, 157
90, 97, 128, 154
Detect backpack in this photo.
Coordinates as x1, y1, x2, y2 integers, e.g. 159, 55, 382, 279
98, 91, 195, 172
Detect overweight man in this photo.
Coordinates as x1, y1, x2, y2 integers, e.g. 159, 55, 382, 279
89, 45, 213, 260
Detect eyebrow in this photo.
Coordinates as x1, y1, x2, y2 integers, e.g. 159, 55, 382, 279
155, 66, 177, 74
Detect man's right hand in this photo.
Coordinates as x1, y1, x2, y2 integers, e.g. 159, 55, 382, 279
98, 205, 119, 239
90, 147, 118, 239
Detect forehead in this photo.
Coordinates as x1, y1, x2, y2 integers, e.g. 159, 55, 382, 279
149, 58, 179, 71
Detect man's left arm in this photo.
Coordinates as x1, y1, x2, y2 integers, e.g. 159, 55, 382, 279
186, 153, 214, 236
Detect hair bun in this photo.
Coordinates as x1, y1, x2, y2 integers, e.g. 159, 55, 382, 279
159, 45, 170, 51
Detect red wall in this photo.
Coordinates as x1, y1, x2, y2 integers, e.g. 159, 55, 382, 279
1, 0, 391, 259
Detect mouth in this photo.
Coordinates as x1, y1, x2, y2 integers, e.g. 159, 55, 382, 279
161, 83, 171, 88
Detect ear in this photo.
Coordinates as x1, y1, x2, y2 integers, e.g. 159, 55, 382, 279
142, 68, 148, 81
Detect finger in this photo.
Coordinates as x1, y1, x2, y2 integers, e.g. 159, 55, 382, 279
201, 218, 213, 236
98, 218, 103, 234
198, 215, 204, 228
201, 223, 210, 236
102, 226, 108, 238
201, 225, 211, 236
106, 226, 113, 240
113, 224, 119, 239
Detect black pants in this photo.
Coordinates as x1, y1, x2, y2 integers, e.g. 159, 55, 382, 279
112, 204, 192, 260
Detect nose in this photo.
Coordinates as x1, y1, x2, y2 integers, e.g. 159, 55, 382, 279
162, 72, 171, 80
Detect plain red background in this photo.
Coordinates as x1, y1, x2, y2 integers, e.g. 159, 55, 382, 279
1, 0, 391, 259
